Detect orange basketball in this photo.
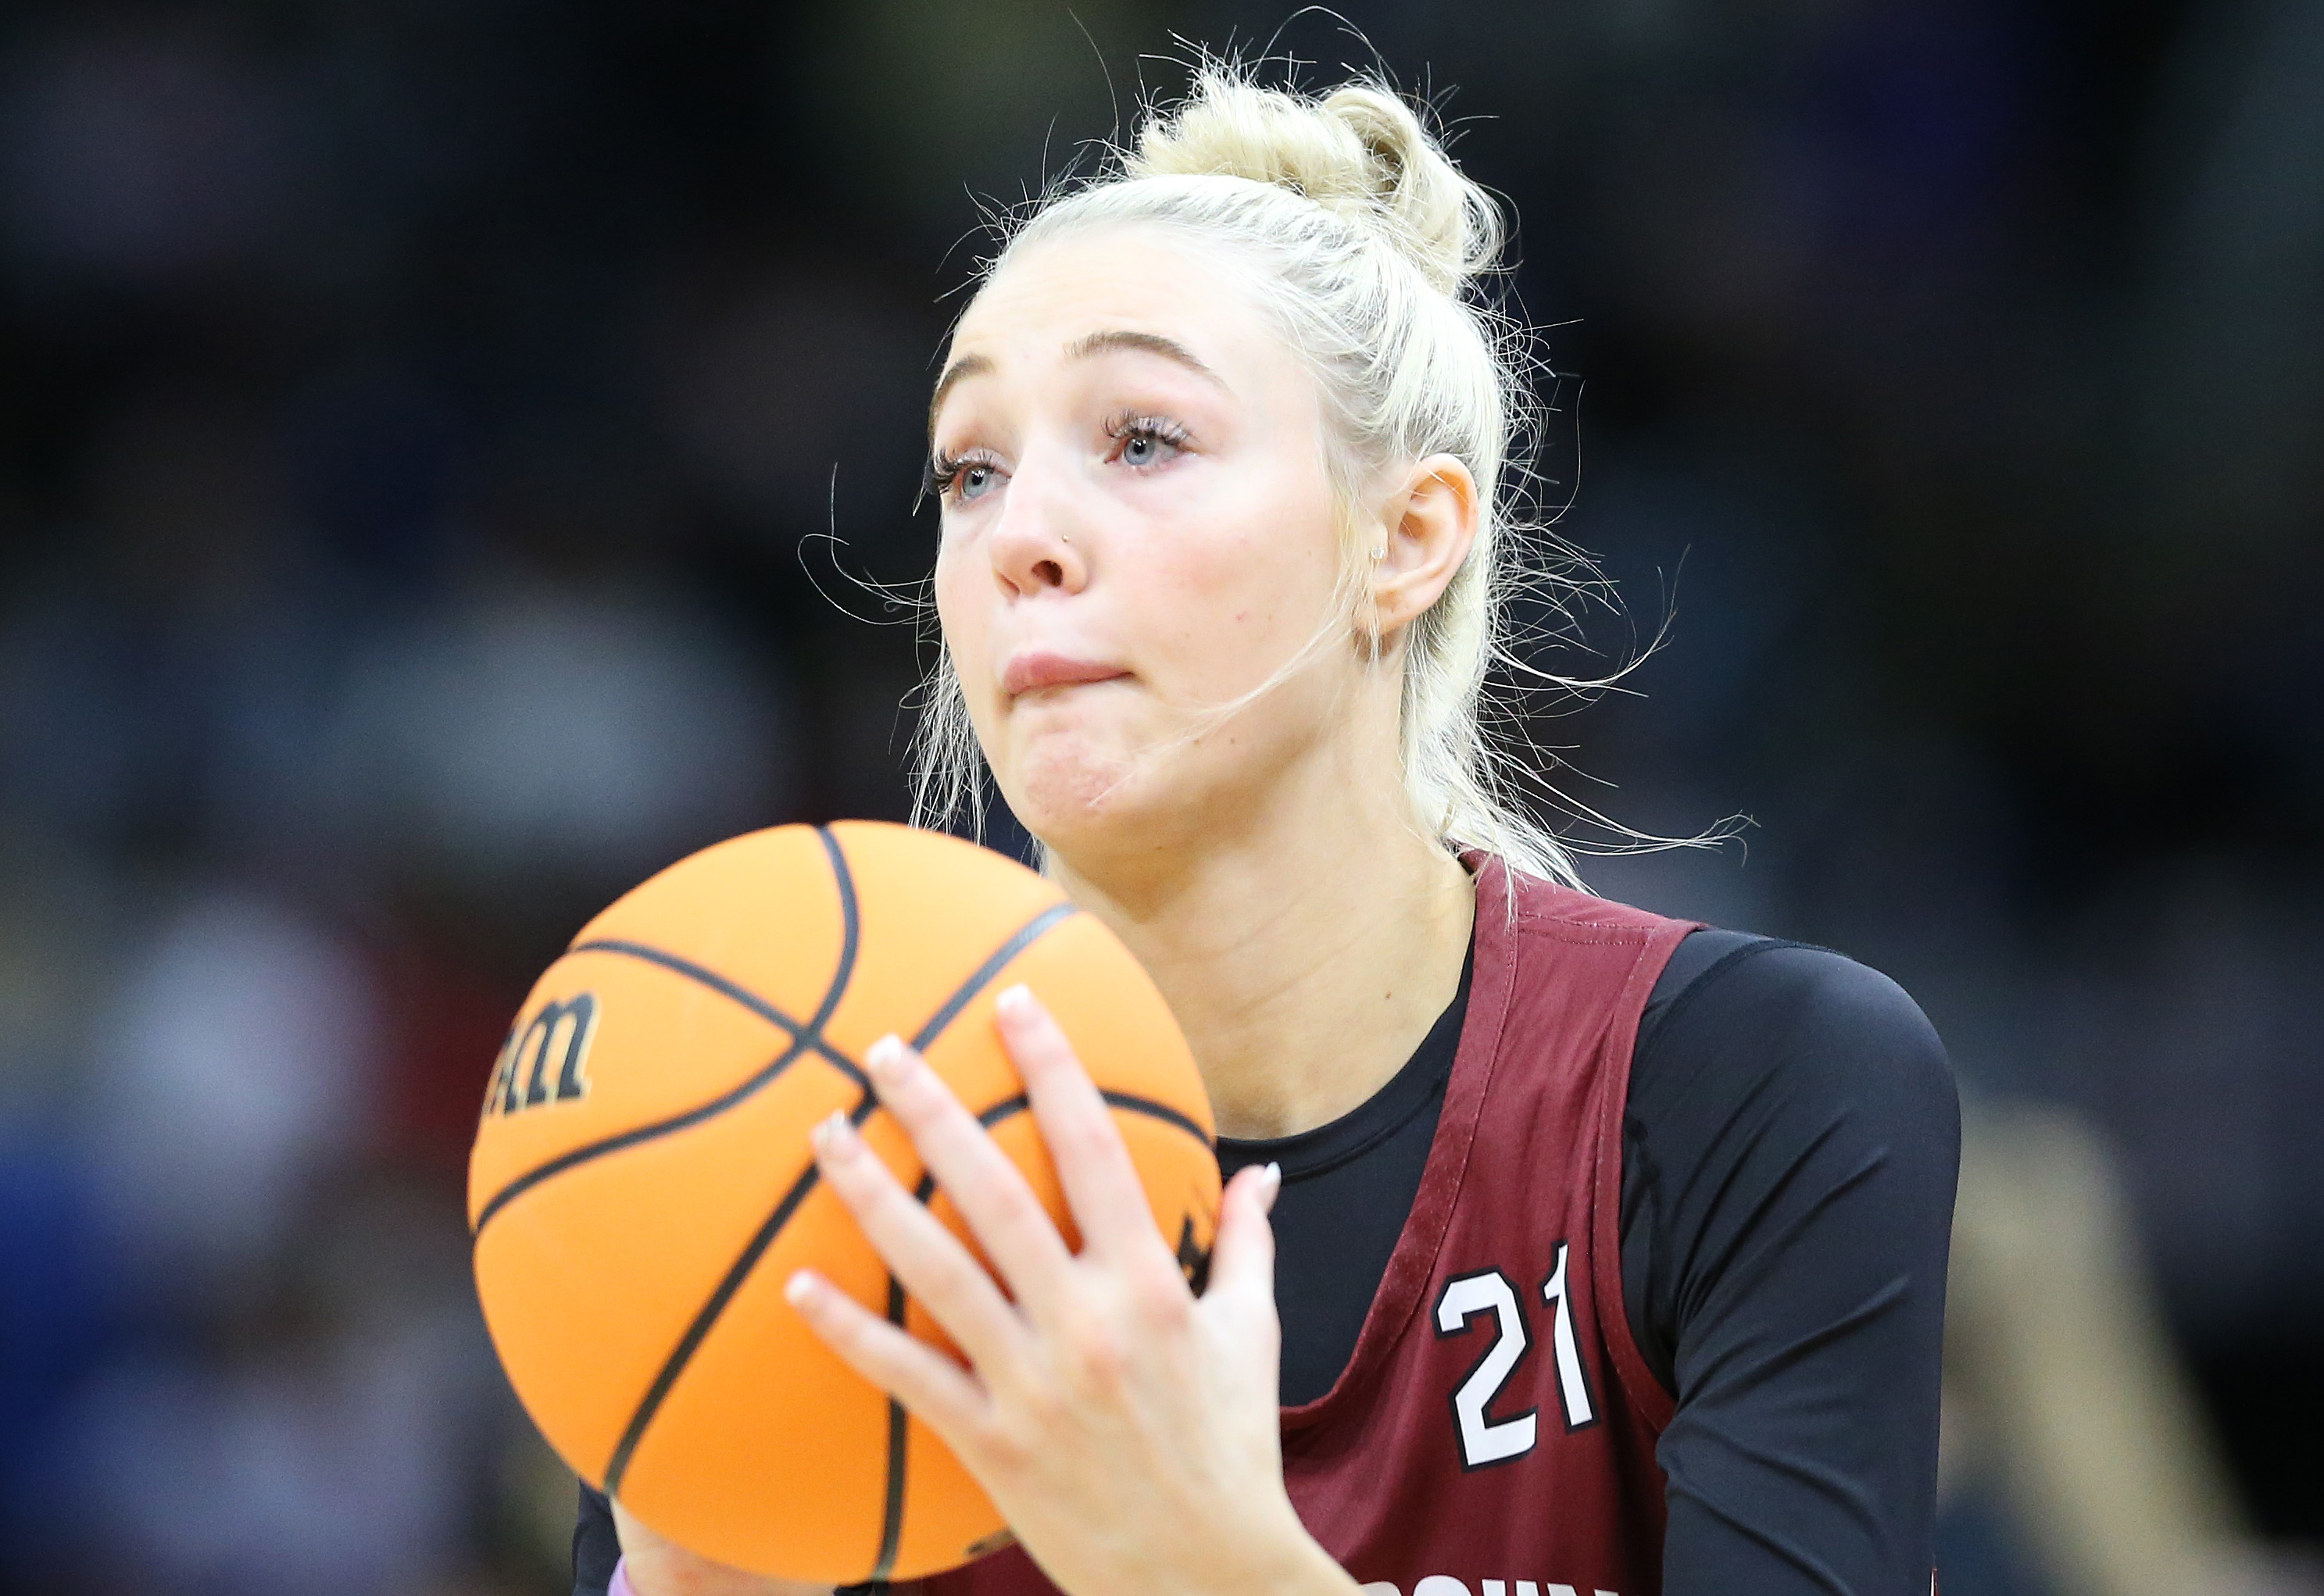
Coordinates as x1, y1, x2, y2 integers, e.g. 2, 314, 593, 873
467, 820, 1219, 1584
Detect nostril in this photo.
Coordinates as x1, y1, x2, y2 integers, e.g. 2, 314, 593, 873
1031, 559, 1064, 585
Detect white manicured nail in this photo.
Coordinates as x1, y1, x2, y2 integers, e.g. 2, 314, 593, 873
866, 1034, 908, 1080
810, 1109, 851, 1155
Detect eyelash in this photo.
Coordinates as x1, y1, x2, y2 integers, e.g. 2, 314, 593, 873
923, 415, 1193, 503
921, 448, 986, 502
1103, 412, 1192, 462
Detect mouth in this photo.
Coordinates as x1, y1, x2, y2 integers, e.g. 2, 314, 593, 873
1001, 651, 1132, 698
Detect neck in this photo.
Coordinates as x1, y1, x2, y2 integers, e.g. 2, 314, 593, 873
1049, 754, 1477, 1141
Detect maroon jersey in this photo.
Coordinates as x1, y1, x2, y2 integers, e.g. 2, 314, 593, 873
906, 862, 1696, 1596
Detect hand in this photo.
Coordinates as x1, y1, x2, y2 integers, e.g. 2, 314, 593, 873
612, 1498, 831, 1596
785, 985, 1353, 1596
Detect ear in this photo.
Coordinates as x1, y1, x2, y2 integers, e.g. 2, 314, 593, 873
1364, 453, 1479, 639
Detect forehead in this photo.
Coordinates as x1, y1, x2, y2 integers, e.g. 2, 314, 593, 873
939, 226, 1293, 402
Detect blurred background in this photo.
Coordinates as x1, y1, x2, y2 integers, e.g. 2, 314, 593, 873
0, 1, 2316, 1592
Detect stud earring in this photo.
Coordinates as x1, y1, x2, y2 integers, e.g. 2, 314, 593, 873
1371, 545, 1387, 559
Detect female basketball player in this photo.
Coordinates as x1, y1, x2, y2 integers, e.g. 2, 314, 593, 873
574, 66, 1957, 1596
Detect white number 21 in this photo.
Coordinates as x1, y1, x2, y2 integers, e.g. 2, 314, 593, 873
1433, 1243, 1596, 1470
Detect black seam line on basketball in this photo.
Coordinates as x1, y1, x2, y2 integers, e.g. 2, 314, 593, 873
817, 824, 866, 1000
470, 834, 866, 1238
894, 1094, 1211, 1205
1098, 1090, 1213, 1148
872, 1274, 910, 1584
601, 1086, 880, 1497
878, 1093, 1039, 1576
470, 1038, 812, 1237
602, 898, 1076, 1501
908, 902, 1077, 1052
566, 941, 869, 1085
842, 893, 1071, 1583
874, 1088, 1208, 1580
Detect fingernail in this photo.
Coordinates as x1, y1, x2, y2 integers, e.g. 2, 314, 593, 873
1259, 1161, 1283, 1214
785, 1270, 817, 1306
865, 1034, 908, 1081
996, 984, 1032, 1019
810, 1109, 853, 1156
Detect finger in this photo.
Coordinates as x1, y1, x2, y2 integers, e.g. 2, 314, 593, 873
1203, 1161, 1282, 1307
859, 1034, 1078, 1306
785, 1266, 986, 1443
996, 985, 1165, 1261
810, 1109, 1029, 1370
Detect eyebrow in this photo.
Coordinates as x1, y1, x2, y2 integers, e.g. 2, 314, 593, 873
928, 352, 992, 439
1064, 329, 1228, 387
927, 330, 1228, 439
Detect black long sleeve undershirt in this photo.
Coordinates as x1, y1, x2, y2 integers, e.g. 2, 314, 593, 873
1618, 934, 1958, 1595
572, 928, 1958, 1596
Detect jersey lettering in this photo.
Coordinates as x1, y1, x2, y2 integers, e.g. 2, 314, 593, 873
1361, 1580, 1621, 1596
1539, 1241, 1597, 1430
1433, 1269, 1538, 1468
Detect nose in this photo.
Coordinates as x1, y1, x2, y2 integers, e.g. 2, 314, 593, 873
985, 452, 1089, 598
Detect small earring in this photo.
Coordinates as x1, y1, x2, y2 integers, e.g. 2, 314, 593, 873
1371, 545, 1386, 559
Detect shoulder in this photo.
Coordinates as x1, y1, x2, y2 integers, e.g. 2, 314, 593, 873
1641, 936, 1954, 1116
1482, 865, 1957, 1147
1625, 933, 1959, 1216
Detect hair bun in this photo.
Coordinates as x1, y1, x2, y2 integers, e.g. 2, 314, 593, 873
1125, 70, 1503, 295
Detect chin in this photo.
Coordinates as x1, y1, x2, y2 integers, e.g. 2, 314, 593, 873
1006, 744, 1134, 827
1000, 733, 1180, 854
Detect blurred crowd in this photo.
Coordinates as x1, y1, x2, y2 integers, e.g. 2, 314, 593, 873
0, 2, 2315, 1594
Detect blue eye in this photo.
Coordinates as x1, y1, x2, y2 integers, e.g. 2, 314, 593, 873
1107, 414, 1191, 470
927, 451, 1005, 505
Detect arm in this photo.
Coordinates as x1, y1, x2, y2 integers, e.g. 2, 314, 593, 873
1621, 941, 1959, 1594
612, 1498, 835, 1596
571, 1483, 835, 1596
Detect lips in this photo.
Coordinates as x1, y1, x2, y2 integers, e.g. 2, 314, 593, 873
1001, 651, 1131, 697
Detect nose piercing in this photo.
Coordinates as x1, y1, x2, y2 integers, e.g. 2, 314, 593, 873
1062, 533, 1071, 544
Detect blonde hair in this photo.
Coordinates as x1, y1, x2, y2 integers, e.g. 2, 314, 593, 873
911, 65, 1611, 887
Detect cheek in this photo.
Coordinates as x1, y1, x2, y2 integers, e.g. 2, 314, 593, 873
933, 545, 988, 668
1142, 470, 1342, 673
933, 545, 1009, 743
